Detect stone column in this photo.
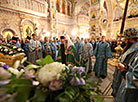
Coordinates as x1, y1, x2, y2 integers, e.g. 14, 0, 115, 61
19, 25, 24, 40
60, 0, 62, 13
13, 0, 15, 5
65, 1, 67, 15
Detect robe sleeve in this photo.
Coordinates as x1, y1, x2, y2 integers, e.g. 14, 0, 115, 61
88, 43, 93, 56
105, 43, 112, 58
93, 44, 98, 56
78, 42, 82, 54
125, 53, 138, 89
38, 41, 42, 50
29, 40, 35, 51
81, 45, 84, 58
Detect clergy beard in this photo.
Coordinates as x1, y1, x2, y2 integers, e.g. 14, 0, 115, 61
122, 41, 133, 54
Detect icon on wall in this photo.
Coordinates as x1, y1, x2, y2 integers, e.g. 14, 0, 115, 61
24, 25, 33, 38
4, 31, 13, 43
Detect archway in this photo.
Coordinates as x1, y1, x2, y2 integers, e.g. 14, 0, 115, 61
2, 29, 15, 42
21, 19, 35, 38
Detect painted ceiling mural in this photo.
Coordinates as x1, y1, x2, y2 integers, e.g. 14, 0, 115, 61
74, 0, 90, 16
112, 0, 138, 20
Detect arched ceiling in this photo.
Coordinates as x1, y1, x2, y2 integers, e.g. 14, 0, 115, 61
66, 0, 138, 17
70, 0, 90, 16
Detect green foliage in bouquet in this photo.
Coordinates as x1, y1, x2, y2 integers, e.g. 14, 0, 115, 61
30, 65, 103, 102
1, 56, 103, 102
36, 55, 54, 66
2, 79, 33, 102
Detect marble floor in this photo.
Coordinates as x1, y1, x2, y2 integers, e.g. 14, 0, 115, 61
90, 57, 115, 102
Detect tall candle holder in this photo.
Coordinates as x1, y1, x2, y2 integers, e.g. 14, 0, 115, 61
108, 0, 129, 67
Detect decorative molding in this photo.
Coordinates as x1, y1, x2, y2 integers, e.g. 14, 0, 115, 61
0, 0, 48, 17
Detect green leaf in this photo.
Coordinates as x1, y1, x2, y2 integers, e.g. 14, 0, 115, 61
27, 64, 40, 70
58, 97, 69, 102
43, 55, 54, 65
30, 88, 46, 102
64, 91, 73, 100
36, 58, 43, 66
3, 79, 32, 102
8, 73, 17, 79
36, 55, 54, 66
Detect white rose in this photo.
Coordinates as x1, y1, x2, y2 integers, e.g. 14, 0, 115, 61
17, 48, 22, 51
16, 69, 24, 78
13, 60, 20, 69
13, 46, 17, 49
27, 64, 40, 70
8, 67, 15, 73
9, 51, 13, 55
0, 62, 6, 66
4, 49, 8, 52
21, 57, 27, 64
7, 44, 10, 46
0, 46, 2, 49
33, 81, 39, 86
13, 69, 19, 75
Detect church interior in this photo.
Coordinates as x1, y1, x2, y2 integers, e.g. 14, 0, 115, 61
0, 0, 137, 40
0, 0, 138, 102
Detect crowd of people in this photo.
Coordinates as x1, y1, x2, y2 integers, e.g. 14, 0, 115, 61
0, 27, 138, 102
0, 33, 114, 78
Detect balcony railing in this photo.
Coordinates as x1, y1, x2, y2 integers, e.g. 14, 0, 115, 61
0, 0, 47, 14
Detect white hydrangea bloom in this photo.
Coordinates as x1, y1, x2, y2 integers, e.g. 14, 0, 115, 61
37, 62, 65, 86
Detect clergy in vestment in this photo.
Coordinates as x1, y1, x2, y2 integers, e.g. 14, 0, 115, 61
93, 36, 112, 78
81, 38, 93, 73
28, 34, 41, 64
49, 38, 57, 61
56, 36, 66, 64
74, 36, 83, 61
23, 36, 31, 61
56, 35, 79, 66
114, 28, 138, 102
42, 37, 52, 58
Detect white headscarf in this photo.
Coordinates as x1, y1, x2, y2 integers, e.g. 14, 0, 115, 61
66, 35, 74, 48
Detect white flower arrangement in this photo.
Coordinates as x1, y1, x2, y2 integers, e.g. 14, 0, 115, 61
0, 62, 6, 66
37, 62, 65, 86
4, 48, 8, 52
13, 60, 20, 69
9, 51, 13, 55
13, 46, 17, 49
0, 68, 11, 80
21, 57, 27, 64
17, 48, 22, 52
8, 68, 24, 78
